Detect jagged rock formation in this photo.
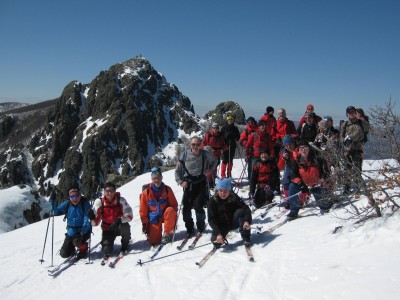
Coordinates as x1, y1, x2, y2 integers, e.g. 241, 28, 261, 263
27, 56, 200, 199
204, 100, 246, 126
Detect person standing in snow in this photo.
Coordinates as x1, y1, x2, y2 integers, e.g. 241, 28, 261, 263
200, 122, 228, 188
297, 104, 322, 131
220, 114, 240, 179
140, 167, 178, 245
207, 178, 252, 247
88, 182, 133, 256
50, 186, 92, 258
239, 116, 258, 180
339, 106, 369, 195
175, 136, 217, 236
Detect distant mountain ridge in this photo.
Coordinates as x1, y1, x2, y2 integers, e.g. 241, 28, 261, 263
0, 102, 29, 113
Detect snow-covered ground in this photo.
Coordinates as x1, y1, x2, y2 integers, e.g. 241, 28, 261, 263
0, 159, 399, 300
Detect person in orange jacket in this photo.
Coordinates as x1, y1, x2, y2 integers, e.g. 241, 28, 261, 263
140, 167, 178, 245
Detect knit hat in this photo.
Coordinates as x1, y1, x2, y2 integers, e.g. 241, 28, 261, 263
151, 166, 162, 177
212, 122, 219, 128
260, 149, 270, 155
282, 135, 296, 146
318, 119, 328, 129
304, 112, 314, 118
258, 120, 267, 126
215, 177, 232, 191
323, 115, 333, 121
346, 106, 356, 115
246, 116, 256, 123
266, 106, 274, 114
306, 104, 314, 110
297, 140, 310, 148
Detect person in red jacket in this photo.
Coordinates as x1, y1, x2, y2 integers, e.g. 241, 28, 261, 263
259, 106, 277, 137
297, 104, 322, 131
287, 141, 334, 220
239, 117, 258, 179
275, 108, 297, 159
249, 149, 280, 209
90, 182, 133, 256
200, 122, 228, 188
277, 135, 299, 204
140, 167, 178, 245
246, 120, 275, 180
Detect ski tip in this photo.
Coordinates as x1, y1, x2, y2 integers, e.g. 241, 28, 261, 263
249, 257, 255, 262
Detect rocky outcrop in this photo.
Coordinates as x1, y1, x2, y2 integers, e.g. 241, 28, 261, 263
204, 100, 246, 126
27, 56, 200, 199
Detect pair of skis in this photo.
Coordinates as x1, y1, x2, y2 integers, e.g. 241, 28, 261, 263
177, 224, 208, 251
48, 241, 101, 277
196, 242, 254, 268
100, 250, 127, 268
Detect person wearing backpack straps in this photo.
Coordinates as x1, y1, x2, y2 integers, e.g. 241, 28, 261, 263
340, 106, 370, 195
50, 186, 92, 258
140, 167, 178, 245
89, 182, 133, 256
175, 136, 217, 236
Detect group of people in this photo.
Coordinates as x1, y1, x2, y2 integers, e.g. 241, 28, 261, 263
51, 103, 370, 259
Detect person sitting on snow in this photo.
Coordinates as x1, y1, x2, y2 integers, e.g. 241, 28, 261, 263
88, 182, 133, 256
140, 167, 178, 245
287, 141, 334, 220
207, 178, 252, 247
50, 186, 92, 258
249, 149, 280, 209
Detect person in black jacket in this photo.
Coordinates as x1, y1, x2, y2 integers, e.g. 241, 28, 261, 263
297, 112, 318, 143
220, 114, 240, 178
207, 178, 252, 247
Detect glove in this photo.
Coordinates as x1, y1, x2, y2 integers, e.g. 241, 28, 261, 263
108, 218, 122, 231
344, 135, 352, 147
297, 181, 309, 194
87, 208, 95, 220
142, 223, 149, 235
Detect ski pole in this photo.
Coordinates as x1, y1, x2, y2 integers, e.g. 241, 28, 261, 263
39, 213, 51, 264
87, 182, 101, 264
171, 198, 183, 244
51, 210, 54, 267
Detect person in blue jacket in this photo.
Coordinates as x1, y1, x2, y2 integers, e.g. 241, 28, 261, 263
51, 186, 92, 258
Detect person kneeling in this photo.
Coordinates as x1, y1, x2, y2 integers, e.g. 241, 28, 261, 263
208, 178, 252, 247
249, 149, 280, 209
140, 167, 178, 245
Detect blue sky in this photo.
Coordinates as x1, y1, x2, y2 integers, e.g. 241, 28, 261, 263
0, 0, 399, 120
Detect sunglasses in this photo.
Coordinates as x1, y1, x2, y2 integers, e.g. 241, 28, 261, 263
191, 143, 200, 147
70, 194, 80, 199
299, 146, 309, 150
105, 189, 115, 193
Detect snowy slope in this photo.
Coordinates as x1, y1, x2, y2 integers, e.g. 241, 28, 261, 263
0, 159, 399, 300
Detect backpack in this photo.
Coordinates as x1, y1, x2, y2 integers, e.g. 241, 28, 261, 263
63, 197, 89, 222
179, 149, 207, 179
342, 119, 368, 143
